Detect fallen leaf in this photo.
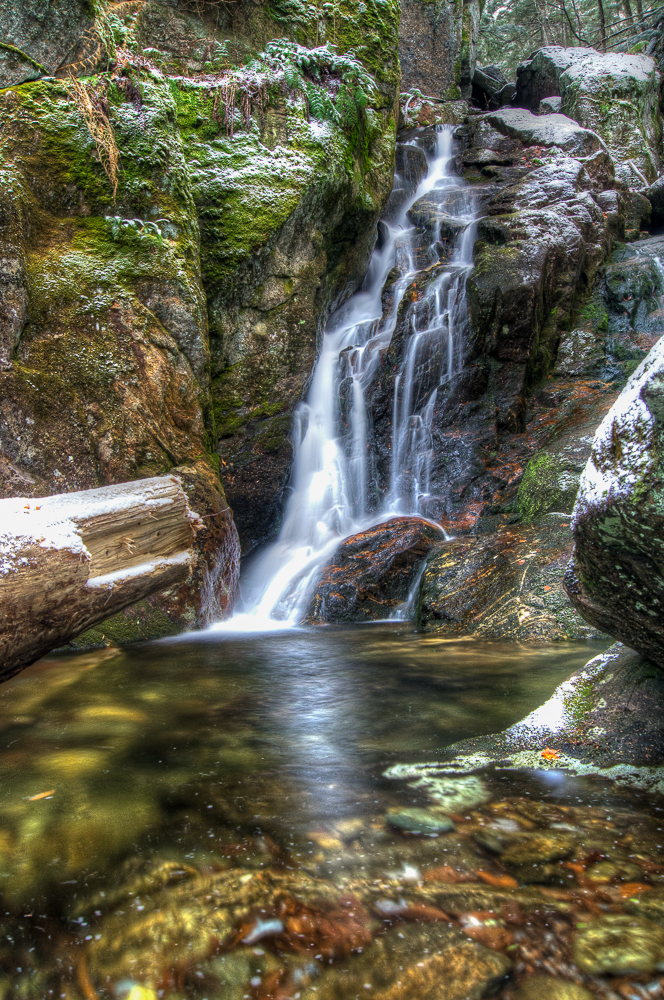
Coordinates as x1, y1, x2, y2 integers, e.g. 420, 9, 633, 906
541, 748, 560, 760
617, 883, 652, 898
476, 871, 518, 888
28, 789, 55, 801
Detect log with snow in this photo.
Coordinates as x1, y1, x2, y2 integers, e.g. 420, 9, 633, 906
0, 476, 204, 680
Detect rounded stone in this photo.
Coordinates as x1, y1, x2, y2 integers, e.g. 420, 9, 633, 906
513, 974, 594, 1000
386, 808, 455, 834
573, 914, 664, 975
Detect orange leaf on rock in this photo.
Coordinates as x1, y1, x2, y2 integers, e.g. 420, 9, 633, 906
617, 883, 653, 898
541, 748, 560, 760
476, 870, 519, 888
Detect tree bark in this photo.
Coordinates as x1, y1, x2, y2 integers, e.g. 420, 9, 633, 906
0, 476, 205, 680
597, 0, 607, 48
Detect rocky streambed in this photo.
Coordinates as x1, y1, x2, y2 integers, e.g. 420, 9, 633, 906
1, 628, 663, 1000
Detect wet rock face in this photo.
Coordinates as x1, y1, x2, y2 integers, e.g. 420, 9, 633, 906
0, 0, 97, 88
306, 517, 445, 624
445, 642, 664, 769
515, 46, 661, 185
398, 0, 480, 99
564, 335, 664, 666
416, 517, 603, 641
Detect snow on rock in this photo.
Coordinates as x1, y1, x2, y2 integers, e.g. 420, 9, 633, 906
485, 108, 604, 158
564, 335, 664, 666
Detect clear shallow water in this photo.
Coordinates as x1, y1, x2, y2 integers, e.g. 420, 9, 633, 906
2, 630, 664, 1000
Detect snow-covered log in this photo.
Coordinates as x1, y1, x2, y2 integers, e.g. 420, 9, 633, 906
0, 476, 204, 680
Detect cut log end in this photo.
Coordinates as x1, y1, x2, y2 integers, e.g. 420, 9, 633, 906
0, 476, 203, 680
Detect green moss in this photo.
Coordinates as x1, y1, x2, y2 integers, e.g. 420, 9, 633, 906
517, 452, 580, 522
71, 600, 181, 648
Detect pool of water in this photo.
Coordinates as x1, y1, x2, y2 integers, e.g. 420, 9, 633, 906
1, 628, 663, 1000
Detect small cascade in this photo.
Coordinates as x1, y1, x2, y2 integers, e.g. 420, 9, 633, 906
220, 126, 480, 629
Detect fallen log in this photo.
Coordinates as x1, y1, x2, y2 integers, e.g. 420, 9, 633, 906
0, 475, 205, 680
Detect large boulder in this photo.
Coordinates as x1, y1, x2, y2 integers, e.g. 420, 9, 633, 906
486, 108, 605, 158
306, 516, 445, 623
516, 46, 661, 185
564, 334, 664, 668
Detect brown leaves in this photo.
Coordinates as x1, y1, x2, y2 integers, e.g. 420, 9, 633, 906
237, 894, 372, 961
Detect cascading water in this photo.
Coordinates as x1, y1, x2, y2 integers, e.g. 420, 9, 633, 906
220, 126, 479, 629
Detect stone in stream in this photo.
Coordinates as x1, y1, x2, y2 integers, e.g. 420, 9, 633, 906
564, 335, 664, 668
305, 517, 445, 624
513, 976, 594, 1000
573, 914, 664, 975
386, 808, 455, 834
485, 109, 604, 158
297, 923, 512, 1000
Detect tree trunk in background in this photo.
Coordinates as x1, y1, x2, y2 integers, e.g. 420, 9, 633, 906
597, 0, 607, 48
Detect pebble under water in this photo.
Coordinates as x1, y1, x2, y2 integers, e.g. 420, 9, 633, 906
1, 628, 663, 1000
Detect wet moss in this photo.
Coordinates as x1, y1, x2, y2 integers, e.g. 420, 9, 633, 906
517, 453, 580, 523
71, 600, 183, 648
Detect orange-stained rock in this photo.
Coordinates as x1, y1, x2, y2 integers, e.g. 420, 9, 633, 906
306, 516, 445, 624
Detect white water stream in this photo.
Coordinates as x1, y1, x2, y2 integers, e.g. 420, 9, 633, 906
216, 126, 479, 630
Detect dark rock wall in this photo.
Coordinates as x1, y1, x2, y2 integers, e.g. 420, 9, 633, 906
398, 0, 480, 99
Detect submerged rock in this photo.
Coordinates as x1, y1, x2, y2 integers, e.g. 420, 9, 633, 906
386, 808, 455, 834
297, 923, 511, 1000
573, 914, 664, 975
564, 335, 664, 667
306, 517, 445, 624
513, 976, 594, 1000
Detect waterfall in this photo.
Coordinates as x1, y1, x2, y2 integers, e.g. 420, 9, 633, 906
218, 126, 479, 629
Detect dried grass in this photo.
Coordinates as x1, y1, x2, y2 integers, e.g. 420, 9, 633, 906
68, 75, 121, 201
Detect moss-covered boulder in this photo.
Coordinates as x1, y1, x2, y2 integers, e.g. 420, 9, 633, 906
565, 334, 664, 668
515, 46, 662, 186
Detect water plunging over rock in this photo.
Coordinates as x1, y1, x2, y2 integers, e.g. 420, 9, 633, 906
233, 128, 479, 626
